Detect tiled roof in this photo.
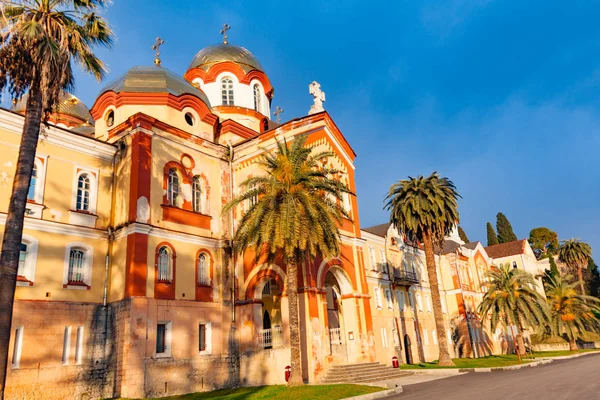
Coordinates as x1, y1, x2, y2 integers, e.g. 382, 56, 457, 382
463, 242, 480, 250
362, 223, 389, 238
484, 240, 526, 259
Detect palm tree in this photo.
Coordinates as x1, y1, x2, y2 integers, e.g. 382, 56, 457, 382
384, 172, 460, 367
558, 239, 592, 294
0, 1, 113, 396
478, 264, 549, 356
544, 274, 600, 351
223, 136, 351, 385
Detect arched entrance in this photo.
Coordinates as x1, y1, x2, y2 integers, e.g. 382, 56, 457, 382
255, 278, 284, 349
324, 269, 349, 362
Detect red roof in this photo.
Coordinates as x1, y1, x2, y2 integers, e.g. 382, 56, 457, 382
484, 240, 527, 259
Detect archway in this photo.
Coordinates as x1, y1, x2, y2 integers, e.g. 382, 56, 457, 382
254, 277, 284, 349
324, 269, 351, 362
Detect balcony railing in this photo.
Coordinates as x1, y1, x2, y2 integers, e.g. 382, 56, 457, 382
257, 326, 283, 349
329, 327, 342, 345
393, 269, 419, 285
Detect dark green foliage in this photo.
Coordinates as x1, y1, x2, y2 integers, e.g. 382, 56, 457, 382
486, 222, 499, 246
543, 253, 561, 292
529, 227, 559, 259
457, 226, 469, 243
496, 213, 518, 244
583, 257, 600, 298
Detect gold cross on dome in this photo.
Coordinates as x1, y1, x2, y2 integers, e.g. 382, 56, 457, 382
220, 24, 231, 44
274, 106, 284, 123
152, 37, 165, 65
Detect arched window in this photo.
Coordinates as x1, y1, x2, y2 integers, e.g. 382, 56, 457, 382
68, 248, 86, 283
18, 243, 27, 277
192, 175, 202, 213
262, 118, 269, 132
76, 173, 91, 211
167, 168, 180, 207
512, 261, 518, 269
157, 246, 172, 282
197, 253, 209, 285
221, 77, 234, 105
253, 84, 262, 112
27, 164, 37, 201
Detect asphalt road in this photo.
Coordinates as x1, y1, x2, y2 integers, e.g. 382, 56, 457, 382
390, 354, 600, 400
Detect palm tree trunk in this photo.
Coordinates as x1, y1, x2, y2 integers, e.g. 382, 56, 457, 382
422, 232, 455, 367
569, 339, 578, 351
286, 258, 303, 385
577, 265, 585, 295
0, 85, 43, 399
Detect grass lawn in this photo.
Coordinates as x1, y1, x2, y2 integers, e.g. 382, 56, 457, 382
399, 354, 534, 369
533, 349, 599, 358
118, 384, 385, 400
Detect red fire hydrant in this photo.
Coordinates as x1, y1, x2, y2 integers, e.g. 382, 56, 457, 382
392, 356, 399, 368
285, 365, 291, 382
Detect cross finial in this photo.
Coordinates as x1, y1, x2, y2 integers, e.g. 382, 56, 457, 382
152, 37, 165, 65
274, 106, 284, 123
220, 24, 231, 44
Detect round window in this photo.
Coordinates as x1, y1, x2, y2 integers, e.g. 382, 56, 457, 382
106, 110, 115, 127
184, 112, 195, 126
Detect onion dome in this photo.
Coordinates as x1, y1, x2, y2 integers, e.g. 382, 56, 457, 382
71, 123, 95, 136
12, 92, 94, 126
99, 65, 211, 106
188, 44, 264, 73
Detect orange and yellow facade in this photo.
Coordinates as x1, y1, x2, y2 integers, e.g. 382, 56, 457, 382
0, 41, 516, 399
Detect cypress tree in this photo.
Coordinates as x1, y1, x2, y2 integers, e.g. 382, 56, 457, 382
496, 212, 518, 243
486, 222, 499, 246
457, 226, 470, 243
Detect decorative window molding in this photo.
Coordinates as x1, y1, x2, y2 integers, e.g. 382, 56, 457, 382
369, 246, 377, 271
192, 175, 203, 213
432, 329, 438, 345
253, 84, 262, 113
62, 242, 93, 289
17, 234, 38, 286
385, 288, 393, 310
423, 329, 429, 346
395, 290, 405, 311
379, 248, 388, 273
221, 77, 234, 106
374, 287, 382, 309
157, 246, 173, 283
199, 322, 212, 355
167, 168, 181, 207
425, 295, 432, 313
154, 243, 176, 300
25, 156, 47, 218
70, 166, 99, 228
197, 252, 211, 286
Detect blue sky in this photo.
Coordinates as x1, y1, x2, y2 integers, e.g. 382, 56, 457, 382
5, 1, 600, 254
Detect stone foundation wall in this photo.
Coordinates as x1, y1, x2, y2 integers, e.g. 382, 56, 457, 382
5, 299, 121, 400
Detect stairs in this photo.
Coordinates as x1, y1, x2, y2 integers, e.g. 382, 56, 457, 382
320, 362, 412, 384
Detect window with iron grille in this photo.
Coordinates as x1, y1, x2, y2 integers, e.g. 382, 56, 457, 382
76, 173, 91, 211
221, 77, 234, 105
167, 168, 179, 207
68, 249, 85, 283
157, 247, 172, 282
197, 253, 209, 285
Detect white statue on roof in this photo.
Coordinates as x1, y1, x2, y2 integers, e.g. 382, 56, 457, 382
308, 81, 326, 115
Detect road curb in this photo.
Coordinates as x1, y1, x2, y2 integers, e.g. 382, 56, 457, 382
401, 351, 600, 375
342, 386, 403, 400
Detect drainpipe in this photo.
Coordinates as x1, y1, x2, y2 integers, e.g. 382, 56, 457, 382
228, 142, 236, 323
